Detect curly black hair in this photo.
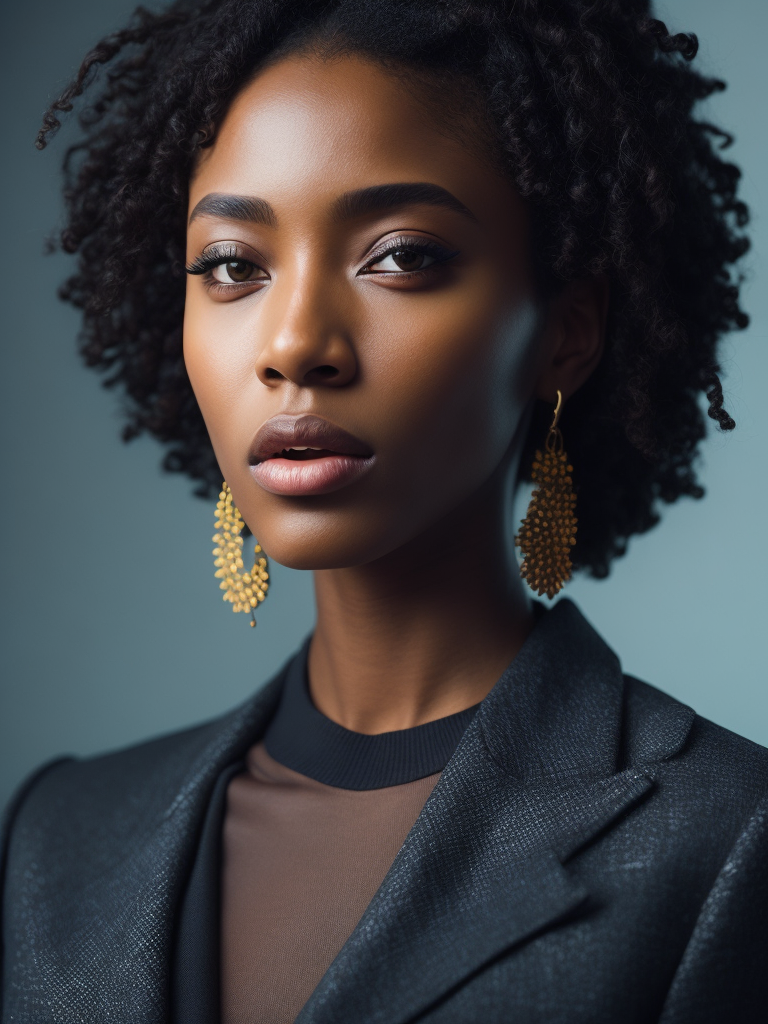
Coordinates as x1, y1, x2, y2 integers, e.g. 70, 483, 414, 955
38, 0, 749, 578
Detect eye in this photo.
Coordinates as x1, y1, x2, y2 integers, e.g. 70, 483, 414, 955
359, 236, 458, 279
367, 248, 437, 273
184, 244, 270, 292
211, 259, 263, 284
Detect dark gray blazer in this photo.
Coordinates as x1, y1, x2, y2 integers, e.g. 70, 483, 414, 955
2, 600, 767, 1023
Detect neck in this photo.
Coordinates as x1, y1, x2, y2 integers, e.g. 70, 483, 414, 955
308, 467, 533, 733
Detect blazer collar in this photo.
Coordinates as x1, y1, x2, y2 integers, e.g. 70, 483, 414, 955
295, 600, 690, 1024
477, 597, 624, 780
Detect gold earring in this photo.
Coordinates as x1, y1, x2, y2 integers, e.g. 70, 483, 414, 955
515, 391, 577, 599
212, 483, 269, 627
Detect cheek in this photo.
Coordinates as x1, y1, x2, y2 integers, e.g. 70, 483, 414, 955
182, 289, 261, 459
367, 281, 541, 496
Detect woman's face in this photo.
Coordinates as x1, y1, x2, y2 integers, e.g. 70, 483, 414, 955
184, 53, 547, 569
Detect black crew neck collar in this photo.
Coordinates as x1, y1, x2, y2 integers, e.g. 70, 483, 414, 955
263, 639, 480, 790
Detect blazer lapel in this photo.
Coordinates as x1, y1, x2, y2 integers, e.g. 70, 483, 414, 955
171, 760, 244, 1024
296, 601, 664, 1024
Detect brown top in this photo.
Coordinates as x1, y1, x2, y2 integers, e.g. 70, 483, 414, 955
220, 742, 439, 1024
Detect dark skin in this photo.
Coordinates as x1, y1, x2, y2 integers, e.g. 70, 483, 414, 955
184, 53, 607, 733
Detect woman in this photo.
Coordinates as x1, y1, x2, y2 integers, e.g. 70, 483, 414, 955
2, 1, 766, 1021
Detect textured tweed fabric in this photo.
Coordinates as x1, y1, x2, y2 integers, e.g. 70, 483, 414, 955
2, 600, 767, 1023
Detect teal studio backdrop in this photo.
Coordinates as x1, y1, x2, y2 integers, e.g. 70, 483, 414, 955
1, 0, 766, 812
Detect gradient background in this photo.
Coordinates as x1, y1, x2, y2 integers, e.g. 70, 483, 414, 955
1, 0, 766, 812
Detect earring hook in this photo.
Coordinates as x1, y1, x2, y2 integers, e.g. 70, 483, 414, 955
550, 390, 563, 432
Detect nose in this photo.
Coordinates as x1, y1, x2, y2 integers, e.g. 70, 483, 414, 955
255, 276, 358, 389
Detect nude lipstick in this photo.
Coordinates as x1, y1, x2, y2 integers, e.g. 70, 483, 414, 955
248, 414, 375, 496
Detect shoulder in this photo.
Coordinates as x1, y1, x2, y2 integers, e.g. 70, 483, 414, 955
622, 673, 768, 842
0, 719, 220, 901
619, 680, 768, 1019
0, 670, 285, 1022
623, 672, 768, 781
2, 671, 285, 869
11, 717, 218, 825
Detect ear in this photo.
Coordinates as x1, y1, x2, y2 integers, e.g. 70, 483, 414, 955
535, 276, 609, 402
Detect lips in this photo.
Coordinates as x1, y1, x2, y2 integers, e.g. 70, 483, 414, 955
248, 414, 375, 496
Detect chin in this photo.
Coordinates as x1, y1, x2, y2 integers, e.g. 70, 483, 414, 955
250, 519, 382, 572
250, 505, 423, 572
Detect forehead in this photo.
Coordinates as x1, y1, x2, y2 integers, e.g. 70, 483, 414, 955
189, 53, 516, 224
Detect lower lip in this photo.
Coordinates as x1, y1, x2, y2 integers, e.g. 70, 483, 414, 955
249, 454, 375, 496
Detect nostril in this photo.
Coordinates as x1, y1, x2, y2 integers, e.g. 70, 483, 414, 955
260, 363, 346, 385
311, 365, 339, 380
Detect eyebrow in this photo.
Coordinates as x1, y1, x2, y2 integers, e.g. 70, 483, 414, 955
332, 182, 478, 223
188, 182, 477, 229
188, 193, 278, 227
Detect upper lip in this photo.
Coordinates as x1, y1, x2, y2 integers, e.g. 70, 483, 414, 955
248, 414, 373, 464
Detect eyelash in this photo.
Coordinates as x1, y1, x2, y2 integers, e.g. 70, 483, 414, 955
360, 236, 459, 277
185, 244, 249, 278
184, 236, 458, 293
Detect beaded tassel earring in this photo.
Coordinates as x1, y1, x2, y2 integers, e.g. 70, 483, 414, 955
212, 483, 269, 627
515, 391, 577, 599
